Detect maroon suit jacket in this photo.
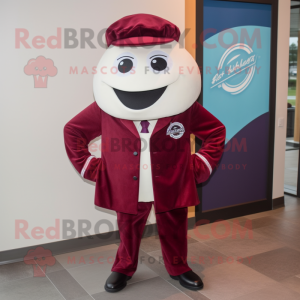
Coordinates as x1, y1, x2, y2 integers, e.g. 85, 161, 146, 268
64, 101, 225, 214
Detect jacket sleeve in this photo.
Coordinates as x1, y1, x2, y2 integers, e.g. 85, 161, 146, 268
190, 101, 226, 184
63, 102, 103, 182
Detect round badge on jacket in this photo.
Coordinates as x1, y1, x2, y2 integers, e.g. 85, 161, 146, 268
166, 122, 185, 139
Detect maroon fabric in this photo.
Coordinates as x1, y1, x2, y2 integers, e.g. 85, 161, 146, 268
112, 36, 174, 47
63, 101, 226, 214
111, 202, 191, 276
105, 14, 180, 47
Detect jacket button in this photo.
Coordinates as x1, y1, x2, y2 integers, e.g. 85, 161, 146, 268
133, 151, 138, 156
133, 176, 138, 180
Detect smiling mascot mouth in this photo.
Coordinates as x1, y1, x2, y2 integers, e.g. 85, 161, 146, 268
113, 86, 167, 110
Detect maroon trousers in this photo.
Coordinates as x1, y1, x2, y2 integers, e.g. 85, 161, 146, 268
111, 202, 192, 276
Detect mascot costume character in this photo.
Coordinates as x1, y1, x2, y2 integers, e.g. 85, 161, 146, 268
64, 14, 226, 293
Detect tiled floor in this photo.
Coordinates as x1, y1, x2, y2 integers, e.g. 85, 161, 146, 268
1, 195, 300, 300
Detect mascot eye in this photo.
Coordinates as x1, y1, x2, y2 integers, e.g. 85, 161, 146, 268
151, 57, 167, 71
118, 58, 133, 73
113, 53, 137, 77
147, 51, 172, 73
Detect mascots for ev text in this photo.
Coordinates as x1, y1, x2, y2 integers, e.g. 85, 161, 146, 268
64, 14, 226, 293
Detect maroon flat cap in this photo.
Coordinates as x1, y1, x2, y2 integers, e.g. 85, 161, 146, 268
105, 14, 180, 47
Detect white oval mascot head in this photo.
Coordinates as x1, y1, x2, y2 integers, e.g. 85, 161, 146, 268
93, 14, 201, 120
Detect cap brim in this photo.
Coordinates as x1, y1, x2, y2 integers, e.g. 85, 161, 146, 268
111, 36, 174, 47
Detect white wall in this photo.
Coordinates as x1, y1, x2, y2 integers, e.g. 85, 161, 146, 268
0, 0, 185, 252
272, 0, 290, 200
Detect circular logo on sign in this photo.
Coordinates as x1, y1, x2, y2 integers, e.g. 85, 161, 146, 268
166, 122, 185, 139
211, 43, 256, 95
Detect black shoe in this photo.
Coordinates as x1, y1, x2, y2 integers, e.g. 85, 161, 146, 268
170, 270, 203, 291
104, 272, 132, 293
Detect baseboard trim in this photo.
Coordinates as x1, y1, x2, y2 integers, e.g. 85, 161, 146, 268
0, 217, 195, 266
195, 196, 286, 225
196, 199, 272, 223
273, 196, 284, 209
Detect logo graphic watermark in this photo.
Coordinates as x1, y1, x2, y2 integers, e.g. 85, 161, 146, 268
15, 27, 262, 50
23, 246, 56, 277
16, 218, 253, 240
24, 56, 57, 88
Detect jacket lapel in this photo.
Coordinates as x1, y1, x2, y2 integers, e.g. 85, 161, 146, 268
119, 119, 140, 138
151, 116, 174, 137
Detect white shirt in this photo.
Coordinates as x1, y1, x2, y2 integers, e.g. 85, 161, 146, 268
133, 120, 158, 202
